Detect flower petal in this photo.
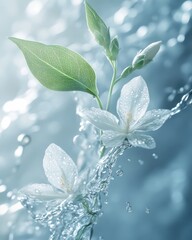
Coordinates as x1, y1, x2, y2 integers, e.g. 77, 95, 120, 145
80, 107, 120, 131
128, 133, 156, 149
43, 144, 78, 193
117, 76, 149, 127
132, 109, 171, 132
101, 130, 126, 148
20, 184, 65, 200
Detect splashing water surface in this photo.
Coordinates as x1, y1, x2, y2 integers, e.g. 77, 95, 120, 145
20, 142, 130, 239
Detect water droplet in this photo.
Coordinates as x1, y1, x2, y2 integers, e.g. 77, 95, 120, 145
116, 169, 124, 177
152, 153, 158, 159
126, 202, 132, 213
14, 146, 24, 158
145, 207, 150, 214
103, 190, 108, 197
138, 159, 144, 165
7, 191, 13, 198
111, 176, 115, 181
17, 134, 31, 146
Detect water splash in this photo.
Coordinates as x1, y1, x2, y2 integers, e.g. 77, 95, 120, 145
19, 142, 130, 239
171, 89, 192, 116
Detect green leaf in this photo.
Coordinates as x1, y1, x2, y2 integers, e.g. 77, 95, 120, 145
85, 1, 110, 50
120, 66, 133, 79
9, 37, 98, 96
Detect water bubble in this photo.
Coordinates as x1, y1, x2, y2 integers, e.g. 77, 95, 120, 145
152, 153, 158, 159
127, 158, 131, 162
116, 169, 124, 177
17, 134, 31, 146
145, 207, 150, 214
126, 202, 132, 213
138, 159, 144, 165
73, 135, 87, 149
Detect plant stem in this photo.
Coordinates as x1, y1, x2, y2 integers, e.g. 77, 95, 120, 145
114, 75, 122, 84
106, 61, 117, 110
95, 95, 103, 109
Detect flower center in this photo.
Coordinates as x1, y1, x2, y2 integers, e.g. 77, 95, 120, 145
60, 177, 72, 194
125, 112, 132, 131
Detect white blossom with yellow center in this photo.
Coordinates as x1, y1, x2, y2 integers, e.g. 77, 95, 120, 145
82, 76, 171, 149
20, 144, 79, 200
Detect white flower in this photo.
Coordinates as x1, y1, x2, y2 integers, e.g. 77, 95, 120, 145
81, 76, 171, 149
20, 144, 79, 201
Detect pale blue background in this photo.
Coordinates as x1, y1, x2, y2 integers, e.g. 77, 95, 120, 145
0, 0, 192, 239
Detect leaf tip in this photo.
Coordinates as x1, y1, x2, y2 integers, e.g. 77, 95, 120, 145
8, 36, 16, 42
8, 37, 22, 46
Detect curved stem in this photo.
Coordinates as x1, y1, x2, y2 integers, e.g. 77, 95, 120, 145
95, 95, 103, 109
114, 75, 122, 84
106, 61, 117, 110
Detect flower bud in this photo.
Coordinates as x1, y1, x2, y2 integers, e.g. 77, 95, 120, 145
109, 37, 120, 60
132, 41, 161, 69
